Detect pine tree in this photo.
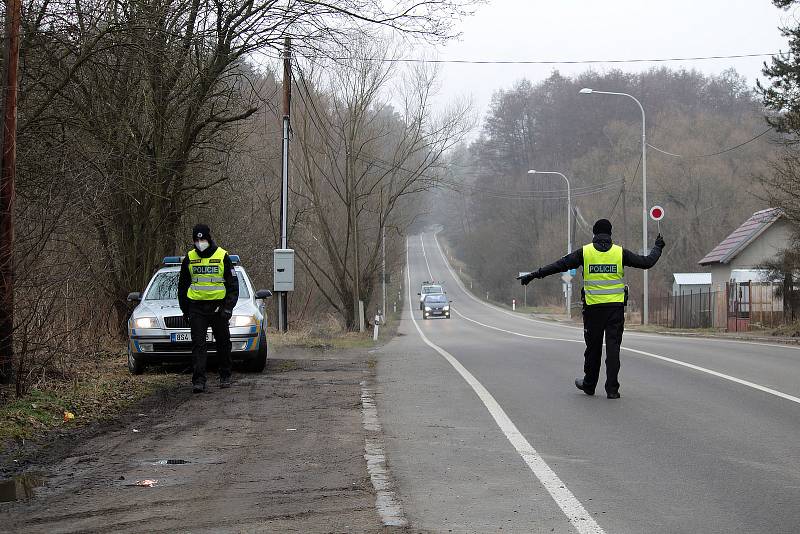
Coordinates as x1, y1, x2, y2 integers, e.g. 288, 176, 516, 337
758, 0, 800, 136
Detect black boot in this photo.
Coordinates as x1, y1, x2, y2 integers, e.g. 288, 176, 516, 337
575, 378, 595, 396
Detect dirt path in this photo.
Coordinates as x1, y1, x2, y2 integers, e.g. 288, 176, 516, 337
0, 348, 396, 533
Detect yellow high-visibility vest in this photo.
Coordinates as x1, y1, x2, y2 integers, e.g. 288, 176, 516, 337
582, 244, 625, 305
187, 247, 227, 301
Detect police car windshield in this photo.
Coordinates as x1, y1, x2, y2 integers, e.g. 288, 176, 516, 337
422, 286, 443, 294
145, 271, 250, 300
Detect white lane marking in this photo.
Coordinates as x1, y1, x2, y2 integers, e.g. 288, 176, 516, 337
361, 381, 408, 527
420, 234, 434, 279
453, 307, 582, 345
429, 231, 800, 352
406, 238, 605, 534
619, 346, 800, 405
451, 289, 800, 407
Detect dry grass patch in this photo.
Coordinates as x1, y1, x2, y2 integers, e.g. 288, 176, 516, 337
0, 353, 180, 454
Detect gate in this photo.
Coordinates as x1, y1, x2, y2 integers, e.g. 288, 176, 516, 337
726, 281, 750, 332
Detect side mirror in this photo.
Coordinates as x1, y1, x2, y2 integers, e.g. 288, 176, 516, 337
416, 292, 421, 295
127, 292, 142, 302
255, 289, 273, 299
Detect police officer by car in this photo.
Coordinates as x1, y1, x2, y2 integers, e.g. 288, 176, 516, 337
517, 219, 664, 399
178, 224, 239, 393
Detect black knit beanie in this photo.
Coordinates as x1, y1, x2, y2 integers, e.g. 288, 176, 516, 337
192, 224, 212, 241
592, 219, 612, 235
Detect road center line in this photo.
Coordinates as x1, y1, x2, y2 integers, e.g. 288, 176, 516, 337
407, 238, 606, 534
420, 234, 800, 407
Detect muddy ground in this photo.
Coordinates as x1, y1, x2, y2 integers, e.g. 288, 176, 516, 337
0, 347, 404, 533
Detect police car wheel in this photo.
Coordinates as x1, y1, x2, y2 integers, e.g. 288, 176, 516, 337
245, 332, 268, 373
127, 346, 145, 375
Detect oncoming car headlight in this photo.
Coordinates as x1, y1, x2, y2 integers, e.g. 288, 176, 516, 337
134, 317, 158, 329
231, 315, 257, 327
443, 305, 450, 311
424, 306, 431, 312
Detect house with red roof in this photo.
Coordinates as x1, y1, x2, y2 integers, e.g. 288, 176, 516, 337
698, 208, 792, 289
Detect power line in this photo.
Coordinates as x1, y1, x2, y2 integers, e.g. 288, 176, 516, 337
305, 52, 782, 66
442, 177, 624, 200
647, 127, 773, 159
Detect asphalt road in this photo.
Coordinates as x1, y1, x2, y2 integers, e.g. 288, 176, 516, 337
376, 232, 800, 533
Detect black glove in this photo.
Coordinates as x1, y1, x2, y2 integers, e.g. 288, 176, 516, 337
219, 308, 233, 322
516, 270, 538, 286
655, 233, 665, 250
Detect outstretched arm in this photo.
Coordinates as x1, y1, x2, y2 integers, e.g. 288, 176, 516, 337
518, 249, 583, 284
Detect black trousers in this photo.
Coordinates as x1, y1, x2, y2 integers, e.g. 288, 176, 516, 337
189, 312, 232, 386
582, 305, 625, 394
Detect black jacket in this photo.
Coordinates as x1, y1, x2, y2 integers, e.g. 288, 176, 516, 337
178, 241, 239, 315
531, 233, 663, 307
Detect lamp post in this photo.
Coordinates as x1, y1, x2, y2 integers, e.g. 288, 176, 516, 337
528, 170, 572, 319
579, 88, 649, 324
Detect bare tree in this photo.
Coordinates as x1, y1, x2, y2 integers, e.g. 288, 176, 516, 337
291, 37, 473, 328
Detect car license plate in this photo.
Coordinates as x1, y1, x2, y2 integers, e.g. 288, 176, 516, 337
171, 332, 213, 342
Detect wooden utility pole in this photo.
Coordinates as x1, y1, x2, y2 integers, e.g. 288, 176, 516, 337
277, 37, 291, 332
0, 0, 21, 383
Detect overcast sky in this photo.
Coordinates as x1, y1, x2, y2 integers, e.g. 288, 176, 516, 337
421, 0, 794, 124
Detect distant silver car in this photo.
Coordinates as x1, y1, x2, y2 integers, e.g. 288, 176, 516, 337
126, 256, 272, 375
418, 282, 445, 310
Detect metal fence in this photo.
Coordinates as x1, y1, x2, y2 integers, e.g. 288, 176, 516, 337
649, 289, 720, 329
649, 282, 786, 331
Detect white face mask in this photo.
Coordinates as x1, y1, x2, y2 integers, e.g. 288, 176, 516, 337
195, 240, 209, 252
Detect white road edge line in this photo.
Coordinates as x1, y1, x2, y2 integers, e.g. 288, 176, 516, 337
431, 231, 800, 351
407, 238, 606, 534
360, 380, 408, 527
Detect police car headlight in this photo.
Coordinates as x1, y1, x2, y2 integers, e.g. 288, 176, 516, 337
134, 317, 158, 329
424, 306, 431, 312
231, 315, 257, 327
443, 305, 450, 311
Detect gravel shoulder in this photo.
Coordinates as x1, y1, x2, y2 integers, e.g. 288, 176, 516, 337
0, 346, 402, 533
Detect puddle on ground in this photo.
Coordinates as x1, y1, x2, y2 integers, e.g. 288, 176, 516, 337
0, 473, 45, 502
138, 457, 224, 467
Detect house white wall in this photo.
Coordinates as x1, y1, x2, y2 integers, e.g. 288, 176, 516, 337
708, 219, 793, 289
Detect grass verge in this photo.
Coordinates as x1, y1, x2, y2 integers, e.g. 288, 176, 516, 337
0, 353, 180, 457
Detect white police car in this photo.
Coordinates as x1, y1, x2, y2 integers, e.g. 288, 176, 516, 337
126, 256, 272, 375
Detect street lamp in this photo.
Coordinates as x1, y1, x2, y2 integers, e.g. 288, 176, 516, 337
528, 169, 572, 319
579, 87, 649, 324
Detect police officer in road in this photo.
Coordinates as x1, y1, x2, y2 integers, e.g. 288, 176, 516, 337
178, 224, 239, 393
517, 219, 664, 399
